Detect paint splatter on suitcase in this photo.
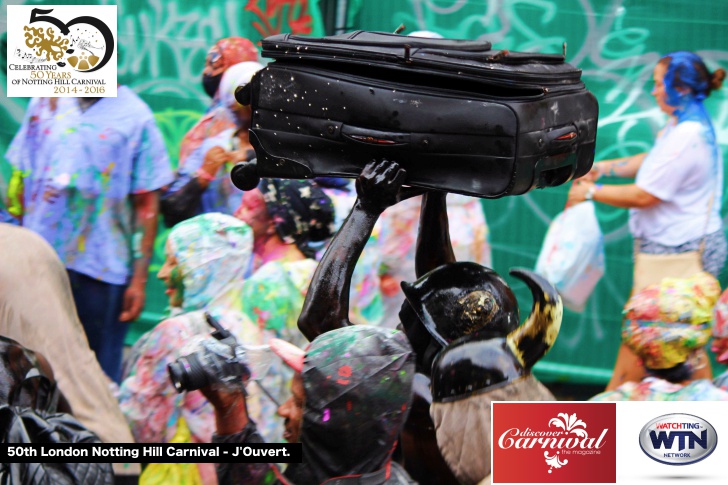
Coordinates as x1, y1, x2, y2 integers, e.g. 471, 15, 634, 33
232, 31, 598, 199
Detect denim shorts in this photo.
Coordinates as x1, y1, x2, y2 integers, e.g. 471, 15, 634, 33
638, 229, 728, 278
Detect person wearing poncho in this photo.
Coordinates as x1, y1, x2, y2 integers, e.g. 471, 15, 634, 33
0, 223, 140, 479
177, 37, 260, 172
161, 61, 264, 226
119, 214, 260, 485
591, 272, 728, 401
202, 325, 417, 485
119, 191, 334, 484
0, 336, 114, 484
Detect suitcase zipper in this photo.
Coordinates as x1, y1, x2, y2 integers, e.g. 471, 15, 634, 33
275, 62, 582, 100
269, 32, 493, 52
263, 50, 581, 86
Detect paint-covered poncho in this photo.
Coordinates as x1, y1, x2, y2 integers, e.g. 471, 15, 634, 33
213, 326, 417, 485
119, 213, 314, 485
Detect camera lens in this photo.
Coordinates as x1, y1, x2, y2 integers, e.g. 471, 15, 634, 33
167, 354, 209, 393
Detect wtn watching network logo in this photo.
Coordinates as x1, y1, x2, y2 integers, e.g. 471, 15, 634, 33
639, 413, 717, 466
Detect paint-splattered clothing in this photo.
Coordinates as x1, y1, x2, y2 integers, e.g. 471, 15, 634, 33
120, 309, 266, 485
620, 271, 719, 370
590, 377, 728, 401
120, 214, 316, 485
177, 37, 259, 171
213, 326, 417, 485
240, 258, 318, 348
166, 129, 243, 217
6, 88, 173, 284
5, 97, 79, 220
178, 108, 236, 174
119, 259, 316, 449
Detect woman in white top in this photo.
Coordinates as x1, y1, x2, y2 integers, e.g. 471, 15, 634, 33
567, 51, 726, 391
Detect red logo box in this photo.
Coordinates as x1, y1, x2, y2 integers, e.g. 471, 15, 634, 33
492, 402, 616, 483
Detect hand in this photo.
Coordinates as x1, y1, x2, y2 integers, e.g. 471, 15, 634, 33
200, 383, 246, 411
579, 164, 601, 183
355, 159, 407, 213
200, 146, 231, 177
200, 384, 249, 435
119, 278, 146, 322
565, 180, 593, 208
229, 148, 255, 164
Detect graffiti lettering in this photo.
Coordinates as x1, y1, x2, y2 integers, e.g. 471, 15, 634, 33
2, 0, 727, 361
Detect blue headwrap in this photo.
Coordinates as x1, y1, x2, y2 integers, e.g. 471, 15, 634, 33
662, 52, 714, 124
663, 52, 711, 103
661, 51, 720, 212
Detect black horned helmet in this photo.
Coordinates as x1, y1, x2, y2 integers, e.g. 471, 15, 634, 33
400, 263, 561, 392
429, 268, 563, 403
401, 262, 522, 348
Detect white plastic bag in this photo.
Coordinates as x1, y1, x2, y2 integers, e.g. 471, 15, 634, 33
535, 201, 605, 312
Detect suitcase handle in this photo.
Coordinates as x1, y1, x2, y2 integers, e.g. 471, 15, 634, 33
341, 125, 410, 147
545, 124, 579, 152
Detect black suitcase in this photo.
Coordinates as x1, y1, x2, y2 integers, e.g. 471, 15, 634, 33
232, 31, 598, 198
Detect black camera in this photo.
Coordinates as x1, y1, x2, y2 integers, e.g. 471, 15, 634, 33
168, 313, 250, 393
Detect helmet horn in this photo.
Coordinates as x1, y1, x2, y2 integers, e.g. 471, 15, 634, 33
506, 268, 563, 370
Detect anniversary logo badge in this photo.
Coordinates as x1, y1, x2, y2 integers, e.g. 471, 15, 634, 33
6, 5, 117, 97
492, 402, 617, 483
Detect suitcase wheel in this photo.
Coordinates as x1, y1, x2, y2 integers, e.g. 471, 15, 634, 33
231, 160, 261, 191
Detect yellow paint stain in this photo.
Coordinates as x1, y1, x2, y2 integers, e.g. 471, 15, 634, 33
101, 162, 116, 186
78, 234, 86, 253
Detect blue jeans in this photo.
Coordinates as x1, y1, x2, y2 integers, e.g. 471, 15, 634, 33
67, 269, 129, 383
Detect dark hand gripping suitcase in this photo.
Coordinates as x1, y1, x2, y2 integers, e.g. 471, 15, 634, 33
232, 31, 598, 198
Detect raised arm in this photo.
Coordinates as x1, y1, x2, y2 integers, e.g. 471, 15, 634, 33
567, 181, 661, 209
414, 191, 456, 278
160, 146, 253, 228
298, 160, 406, 342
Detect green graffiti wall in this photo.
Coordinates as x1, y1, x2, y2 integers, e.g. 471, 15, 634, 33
0, 0, 324, 343
2, 0, 728, 384
344, 0, 728, 383
2, 0, 324, 156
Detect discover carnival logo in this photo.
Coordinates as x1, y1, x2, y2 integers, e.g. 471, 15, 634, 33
499, 412, 608, 473
492, 402, 616, 483
639, 413, 718, 466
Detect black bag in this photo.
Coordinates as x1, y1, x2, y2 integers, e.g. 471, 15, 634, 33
232, 31, 598, 198
0, 406, 113, 485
